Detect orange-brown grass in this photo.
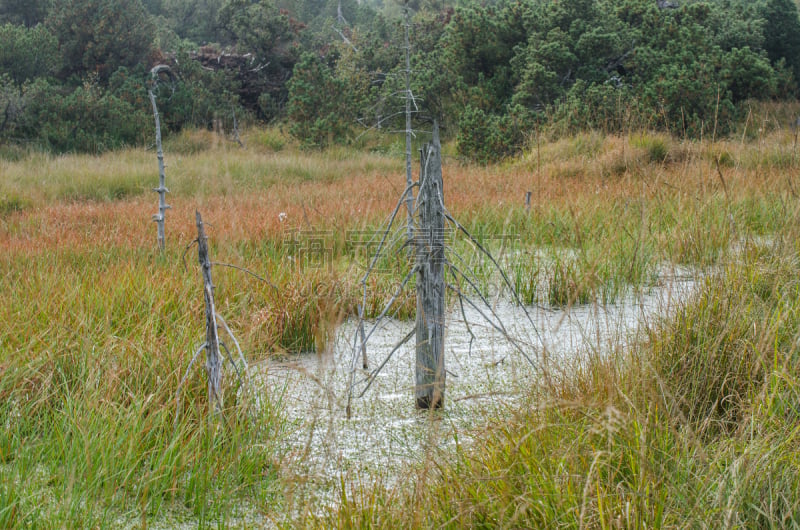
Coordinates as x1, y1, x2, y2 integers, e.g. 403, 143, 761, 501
5, 129, 792, 254
3, 127, 795, 351
3, 127, 794, 338
2, 125, 799, 526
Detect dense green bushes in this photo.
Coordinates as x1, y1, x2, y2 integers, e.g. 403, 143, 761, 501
439, 0, 796, 155
19, 79, 151, 153
456, 105, 524, 163
2, 0, 800, 158
0, 62, 239, 154
285, 0, 800, 160
286, 52, 352, 148
0, 0, 286, 154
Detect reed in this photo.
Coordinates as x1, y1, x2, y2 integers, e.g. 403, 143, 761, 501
2, 120, 799, 525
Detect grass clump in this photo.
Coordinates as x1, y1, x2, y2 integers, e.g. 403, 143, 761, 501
163, 128, 215, 154
630, 131, 670, 164
0, 194, 30, 215
512, 257, 539, 306
325, 230, 800, 528
650, 240, 800, 436
546, 256, 594, 306
249, 126, 290, 152
0, 249, 283, 527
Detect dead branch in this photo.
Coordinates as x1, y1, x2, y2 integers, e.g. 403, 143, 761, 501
216, 313, 248, 373
197, 211, 223, 415
355, 327, 416, 398
210, 261, 278, 290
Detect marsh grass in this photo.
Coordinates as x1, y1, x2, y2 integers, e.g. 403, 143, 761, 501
311, 123, 800, 528
0, 194, 30, 215
3, 121, 800, 526
322, 229, 800, 530
0, 248, 284, 527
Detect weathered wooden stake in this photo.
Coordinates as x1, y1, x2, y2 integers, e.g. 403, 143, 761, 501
196, 211, 223, 414
415, 121, 446, 410
525, 191, 532, 212
149, 65, 172, 251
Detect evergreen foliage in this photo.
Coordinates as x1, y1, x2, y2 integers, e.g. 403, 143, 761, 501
20, 78, 151, 153
217, 0, 301, 119
46, 0, 155, 83
0, 23, 60, 85
0, 0, 52, 27
0, 0, 798, 159
286, 51, 351, 148
761, 0, 800, 88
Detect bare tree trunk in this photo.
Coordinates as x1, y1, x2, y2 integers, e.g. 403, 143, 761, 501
415, 121, 445, 410
149, 65, 171, 251
196, 211, 223, 414
231, 104, 244, 148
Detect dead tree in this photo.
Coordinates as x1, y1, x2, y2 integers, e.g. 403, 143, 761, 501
197, 211, 223, 413
341, 7, 543, 412
415, 122, 446, 409
149, 65, 172, 251
353, 3, 417, 236
346, 121, 544, 413
175, 212, 250, 422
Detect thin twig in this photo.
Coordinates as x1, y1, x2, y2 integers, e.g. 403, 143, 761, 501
443, 209, 544, 346
446, 279, 538, 369
447, 257, 536, 353
359, 183, 417, 285
361, 266, 418, 345
714, 158, 729, 203
219, 341, 244, 385
216, 313, 248, 372
446, 262, 505, 329
451, 277, 476, 357
211, 261, 278, 290
181, 239, 198, 273
355, 327, 416, 398
333, 26, 358, 52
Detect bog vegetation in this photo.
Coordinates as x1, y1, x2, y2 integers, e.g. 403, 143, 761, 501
2, 113, 800, 525
2, 0, 800, 527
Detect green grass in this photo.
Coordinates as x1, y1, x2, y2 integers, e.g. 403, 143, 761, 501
0, 248, 283, 527
0, 194, 30, 215
3, 122, 800, 526
322, 229, 800, 529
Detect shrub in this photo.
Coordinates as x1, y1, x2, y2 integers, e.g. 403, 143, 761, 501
20, 78, 151, 153
287, 52, 351, 149
457, 105, 523, 163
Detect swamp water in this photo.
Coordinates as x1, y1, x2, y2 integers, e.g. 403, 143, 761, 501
250, 267, 699, 513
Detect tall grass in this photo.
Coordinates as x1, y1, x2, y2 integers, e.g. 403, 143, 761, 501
2, 119, 800, 525
322, 229, 800, 530
0, 248, 284, 526
310, 122, 800, 528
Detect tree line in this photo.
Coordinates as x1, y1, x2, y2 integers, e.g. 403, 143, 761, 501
1, 0, 799, 161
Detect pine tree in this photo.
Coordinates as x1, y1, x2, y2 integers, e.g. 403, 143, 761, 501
46, 0, 154, 83
762, 0, 800, 87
